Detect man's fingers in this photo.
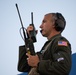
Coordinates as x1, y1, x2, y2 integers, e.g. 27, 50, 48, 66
26, 53, 31, 57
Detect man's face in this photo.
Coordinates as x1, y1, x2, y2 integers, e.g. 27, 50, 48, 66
40, 14, 55, 37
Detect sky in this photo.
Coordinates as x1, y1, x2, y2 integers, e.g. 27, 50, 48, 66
0, 0, 76, 75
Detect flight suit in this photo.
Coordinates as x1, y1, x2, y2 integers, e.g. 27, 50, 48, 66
37, 34, 72, 75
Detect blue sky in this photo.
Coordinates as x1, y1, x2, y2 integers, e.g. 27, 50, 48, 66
0, 0, 76, 75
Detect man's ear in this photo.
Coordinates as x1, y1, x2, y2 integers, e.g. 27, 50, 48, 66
52, 21, 55, 28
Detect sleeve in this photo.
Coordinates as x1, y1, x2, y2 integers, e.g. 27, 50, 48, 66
17, 45, 31, 72
37, 38, 72, 75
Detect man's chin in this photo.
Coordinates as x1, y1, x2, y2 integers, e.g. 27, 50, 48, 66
40, 31, 47, 37
41, 33, 46, 37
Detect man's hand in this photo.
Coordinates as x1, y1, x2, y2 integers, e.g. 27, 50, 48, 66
27, 26, 38, 35
26, 53, 40, 68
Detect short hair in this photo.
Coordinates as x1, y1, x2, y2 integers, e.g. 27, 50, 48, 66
51, 12, 66, 32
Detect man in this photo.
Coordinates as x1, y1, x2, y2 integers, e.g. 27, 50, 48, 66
18, 12, 72, 75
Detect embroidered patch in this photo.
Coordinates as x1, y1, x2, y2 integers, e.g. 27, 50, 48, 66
57, 57, 64, 62
58, 41, 67, 46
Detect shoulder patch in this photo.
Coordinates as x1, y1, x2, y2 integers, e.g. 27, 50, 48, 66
58, 41, 68, 46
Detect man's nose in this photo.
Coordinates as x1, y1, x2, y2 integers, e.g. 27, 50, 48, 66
39, 24, 43, 28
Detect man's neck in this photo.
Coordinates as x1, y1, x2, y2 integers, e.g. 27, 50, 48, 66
47, 31, 60, 40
